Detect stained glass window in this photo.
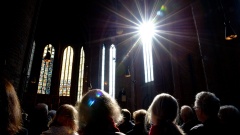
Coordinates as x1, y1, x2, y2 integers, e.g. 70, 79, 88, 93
37, 44, 55, 94
59, 46, 73, 96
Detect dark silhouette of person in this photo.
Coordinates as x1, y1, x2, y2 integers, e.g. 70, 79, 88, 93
47, 109, 57, 122
126, 109, 148, 135
218, 105, 240, 135
117, 109, 135, 134
28, 103, 49, 135
189, 91, 223, 135
179, 105, 200, 134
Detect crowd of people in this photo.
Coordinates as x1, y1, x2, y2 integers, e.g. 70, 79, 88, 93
1, 77, 240, 135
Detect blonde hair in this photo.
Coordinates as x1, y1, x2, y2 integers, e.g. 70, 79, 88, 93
147, 93, 185, 135
49, 104, 79, 132
147, 93, 179, 124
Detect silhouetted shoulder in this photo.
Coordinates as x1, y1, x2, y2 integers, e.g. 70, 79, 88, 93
114, 132, 126, 135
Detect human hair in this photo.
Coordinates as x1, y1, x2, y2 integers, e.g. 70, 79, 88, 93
147, 93, 179, 124
147, 93, 185, 135
194, 91, 220, 117
218, 105, 240, 124
133, 109, 147, 124
0, 77, 22, 135
35, 103, 49, 117
121, 108, 131, 121
49, 104, 79, 132
180, 105, 194, 122
78, 89, 123, 129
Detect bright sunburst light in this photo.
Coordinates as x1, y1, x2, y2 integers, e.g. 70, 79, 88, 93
98, 0, 186, 83
100, 0, 171, 59
138, 21, 156, 44
99, 0, 168, 83
118, 0, 162, 83
93, 0, 187, 52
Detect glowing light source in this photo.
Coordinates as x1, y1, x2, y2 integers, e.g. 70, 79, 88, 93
109, 45, 116, 98
138, 21, 156, 43
225, 21, 237, 40
138, 20, 155, 83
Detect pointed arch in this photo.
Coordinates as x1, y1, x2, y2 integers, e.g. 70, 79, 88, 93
37, 44, 55, 94
59, 46, 74, 96
109, 44, 116, 98
77, 47, 85, 102
101, 44, 106, 91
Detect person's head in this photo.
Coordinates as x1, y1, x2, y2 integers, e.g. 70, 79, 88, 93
147, 93, 179, 125
133, 109, 147, 124
193, 91, 220, 122
0, 77, 23, 135
34, 103, 49, 119
31, 102, 49, 134
49, 104, 79, 132
48, 109, 56, 121
121, 108, 131, 121
78, 89, 123, 129
180, 105, 194, 123
218, 105, 240, 125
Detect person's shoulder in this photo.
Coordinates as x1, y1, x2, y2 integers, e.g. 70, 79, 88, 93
189, 124, 204, 132
114, 132, 126, 135
190, 123, 203, 130
40, 129, 52, 135
189, 124, 204, 135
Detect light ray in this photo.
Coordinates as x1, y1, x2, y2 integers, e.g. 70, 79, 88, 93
86, 0, 197, 61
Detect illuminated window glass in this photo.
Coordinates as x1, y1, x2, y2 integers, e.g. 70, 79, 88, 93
101, 45, 105, 91
143, 39, 154, 83
109, 44, 116, 98
77, 47, 85, 102
139, 21, 155, 83
59, 46, 73, 96
37, 44, 55, 94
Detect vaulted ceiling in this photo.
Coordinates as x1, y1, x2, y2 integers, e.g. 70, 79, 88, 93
35, 0, 119, 45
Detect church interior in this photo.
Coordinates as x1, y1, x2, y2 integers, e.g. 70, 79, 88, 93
2, 0, 240, 114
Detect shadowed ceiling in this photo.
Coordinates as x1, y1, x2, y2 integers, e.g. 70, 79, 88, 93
35, 0, 240, 46
35, 0, 118, 45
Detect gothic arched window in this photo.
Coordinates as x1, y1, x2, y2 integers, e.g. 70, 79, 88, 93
59, 46, 74, 96
109, 44, 116, 98
37, 44, 55, 94
101, 44, 105, 91
77, 47, 85, 102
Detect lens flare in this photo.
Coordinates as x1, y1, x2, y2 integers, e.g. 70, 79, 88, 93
88, 99, 95, 107
96, 91, 102, 97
